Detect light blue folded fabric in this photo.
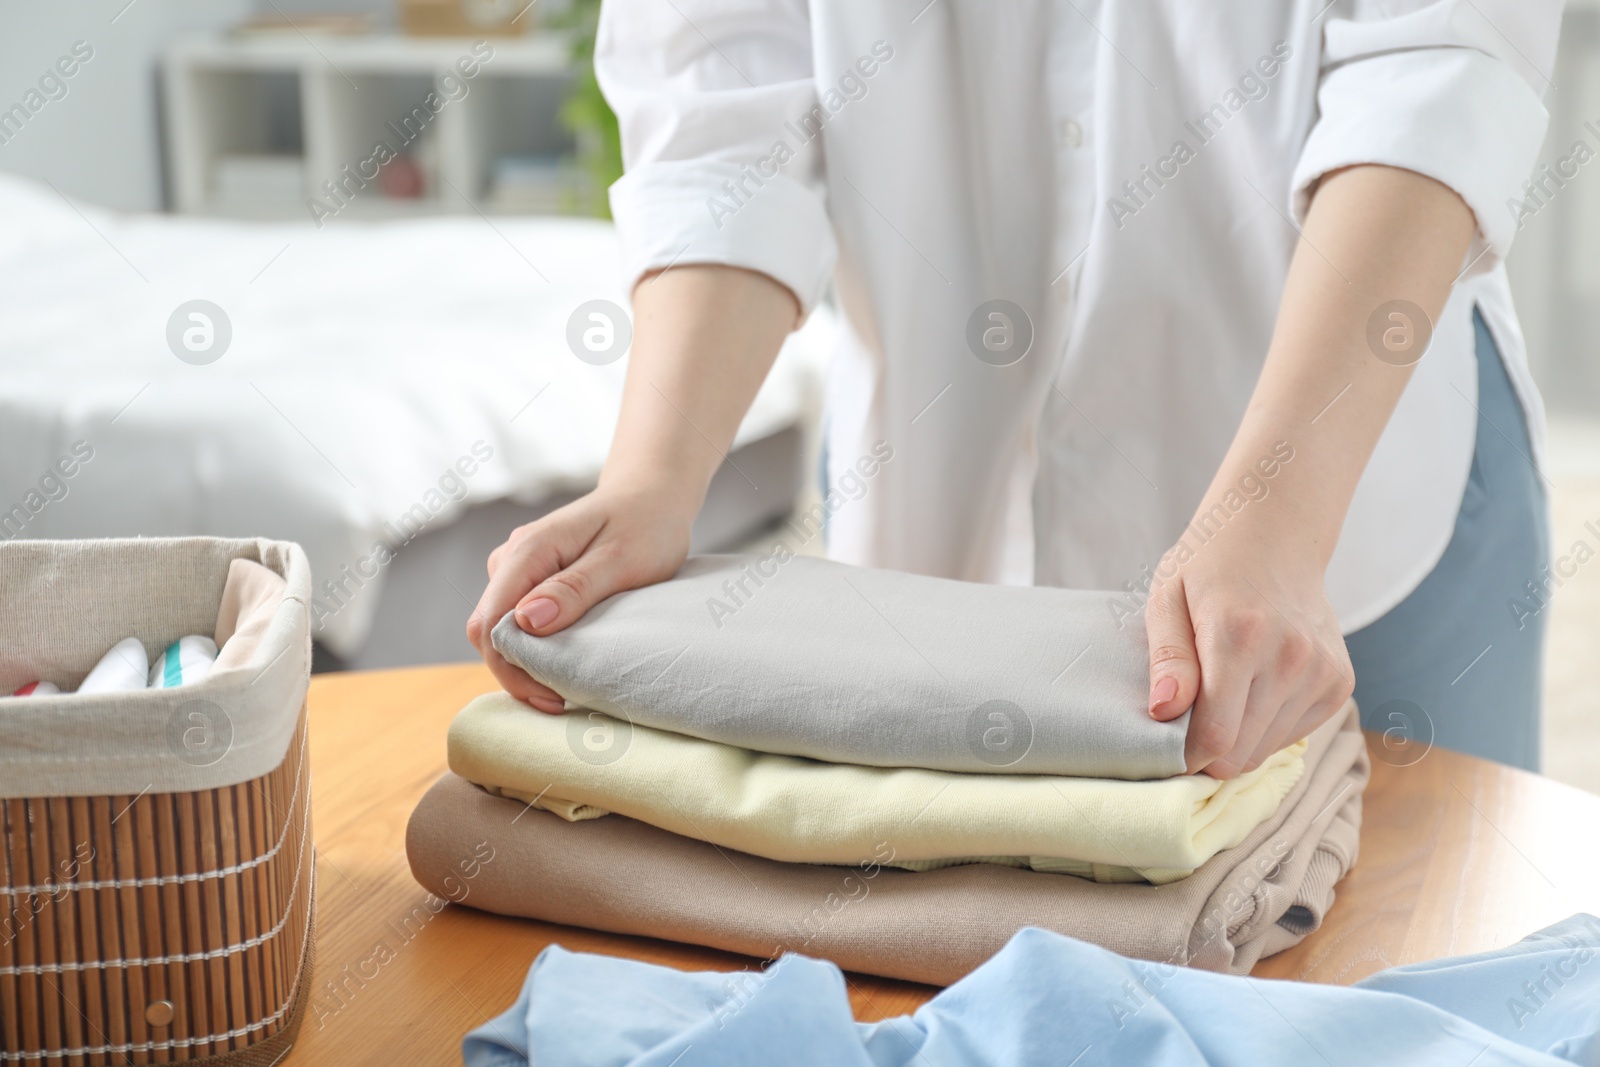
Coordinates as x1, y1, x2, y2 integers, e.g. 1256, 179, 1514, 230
463, 916, 1600, 1067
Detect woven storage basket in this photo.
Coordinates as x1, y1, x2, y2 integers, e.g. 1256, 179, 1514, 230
0, 538, 315, 1065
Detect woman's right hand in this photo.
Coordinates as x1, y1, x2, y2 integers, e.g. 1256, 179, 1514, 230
470, 262, 802, 712
467, 478, 697, 713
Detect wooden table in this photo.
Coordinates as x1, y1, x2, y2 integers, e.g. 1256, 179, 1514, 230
284, 664, 1600, 1065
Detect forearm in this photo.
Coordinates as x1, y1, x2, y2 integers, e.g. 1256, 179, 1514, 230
1197, 164, 1477, 568
603, 264, 801, 501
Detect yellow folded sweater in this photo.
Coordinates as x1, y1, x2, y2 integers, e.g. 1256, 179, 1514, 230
448, 693, 1306, 885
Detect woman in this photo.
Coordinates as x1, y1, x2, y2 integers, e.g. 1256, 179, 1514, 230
470, 0, 1559, 774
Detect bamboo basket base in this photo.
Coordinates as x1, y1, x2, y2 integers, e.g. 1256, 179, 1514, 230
180, 901, 315, 1067
2, 720, 315, 1064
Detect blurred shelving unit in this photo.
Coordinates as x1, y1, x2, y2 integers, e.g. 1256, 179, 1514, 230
161, 30, 584, 219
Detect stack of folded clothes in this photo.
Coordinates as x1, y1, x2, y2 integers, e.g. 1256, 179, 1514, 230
406, 555, 1370, 984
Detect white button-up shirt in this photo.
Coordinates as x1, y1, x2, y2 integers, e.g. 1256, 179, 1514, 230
596, 0, 1560, 632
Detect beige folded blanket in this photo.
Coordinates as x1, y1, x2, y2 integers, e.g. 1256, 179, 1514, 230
449, 692, 1309, 883
407, 704, 1367, 984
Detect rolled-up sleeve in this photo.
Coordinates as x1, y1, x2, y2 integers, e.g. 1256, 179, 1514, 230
595, 0, 837, 314
1290, 0, 1563, 276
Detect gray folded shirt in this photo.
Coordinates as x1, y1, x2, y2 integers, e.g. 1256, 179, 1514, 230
492, 554, 1188, 780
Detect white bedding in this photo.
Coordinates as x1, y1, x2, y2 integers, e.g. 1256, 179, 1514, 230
0, 175, 835, 654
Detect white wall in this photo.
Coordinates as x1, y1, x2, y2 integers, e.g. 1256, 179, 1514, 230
0, 0, 251, 211
1506, 3, 1600, 417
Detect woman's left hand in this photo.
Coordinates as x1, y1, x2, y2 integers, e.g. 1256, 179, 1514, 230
1143, 511, 1355, 779
1137, 163, 1478, 779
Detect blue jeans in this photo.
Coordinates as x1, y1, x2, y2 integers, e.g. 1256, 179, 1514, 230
1344, 308, 1549, 771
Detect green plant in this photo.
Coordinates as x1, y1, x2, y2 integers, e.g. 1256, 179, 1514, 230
549, 0, 622, 218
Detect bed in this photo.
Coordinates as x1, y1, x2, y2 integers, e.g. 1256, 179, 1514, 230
0, 174, 833, 668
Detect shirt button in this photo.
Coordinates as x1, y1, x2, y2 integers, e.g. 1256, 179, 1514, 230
1057, 118, 1084, 148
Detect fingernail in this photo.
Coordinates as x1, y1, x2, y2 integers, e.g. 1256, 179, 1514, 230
516, 597, 560, 630
1149, 675, 1178, 710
